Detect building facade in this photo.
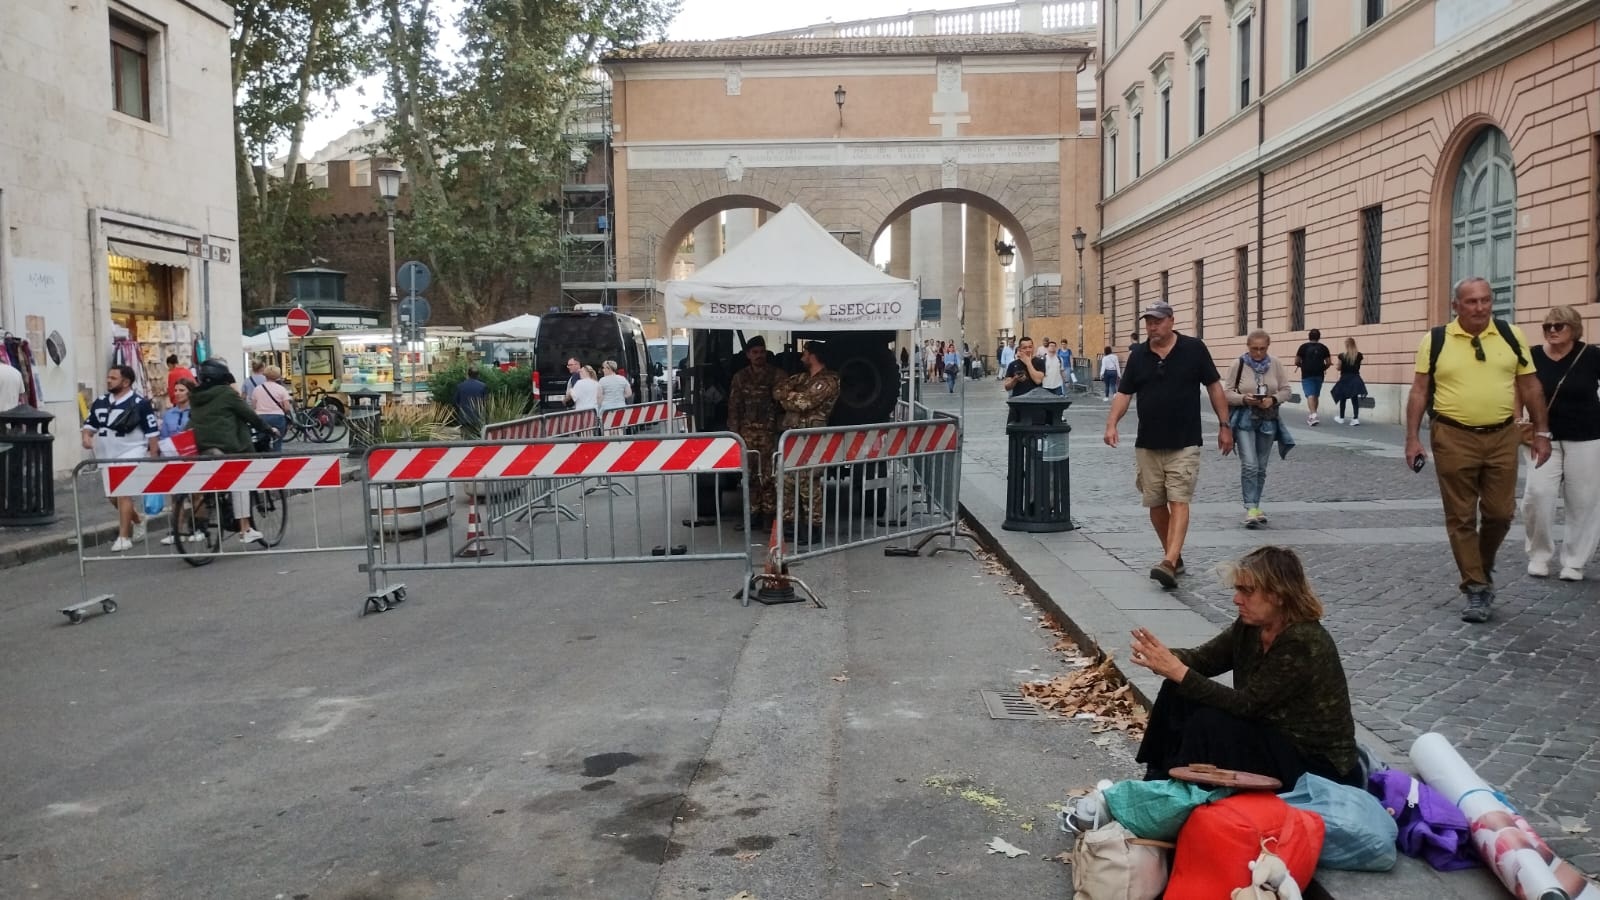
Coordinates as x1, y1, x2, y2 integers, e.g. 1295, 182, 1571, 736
1097, 0, 1598, 419
1, 0, 240, 468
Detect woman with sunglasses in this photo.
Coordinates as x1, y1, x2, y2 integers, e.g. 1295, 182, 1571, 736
1224, 329, 1294, 527
1520, 305, 1600, 581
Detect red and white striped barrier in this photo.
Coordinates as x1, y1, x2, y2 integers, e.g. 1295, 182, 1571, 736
485, 409, 600, 441
780, 421, 960, 468
602, 401, 675, 432
365, 436, 743, 483
101, 456, 344, 497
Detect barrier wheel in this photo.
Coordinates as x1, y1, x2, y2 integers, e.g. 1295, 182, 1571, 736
67, 611, 85, 625
101, 600, 118, 614
393, 588, 406, 601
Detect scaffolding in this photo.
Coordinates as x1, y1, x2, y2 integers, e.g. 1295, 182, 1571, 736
559, 76, 620, 310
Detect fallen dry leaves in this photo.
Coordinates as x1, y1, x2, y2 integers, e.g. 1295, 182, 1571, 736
1020, 655, 1148, 737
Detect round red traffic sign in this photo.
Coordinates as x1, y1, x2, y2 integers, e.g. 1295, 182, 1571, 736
285, 306, 316, 338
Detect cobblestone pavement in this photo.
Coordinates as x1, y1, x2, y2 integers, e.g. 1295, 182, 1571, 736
927, 382, 1600, 873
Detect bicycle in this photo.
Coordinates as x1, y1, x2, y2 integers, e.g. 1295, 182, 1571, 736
169, 487, 289, 567
283, 405, 347, 443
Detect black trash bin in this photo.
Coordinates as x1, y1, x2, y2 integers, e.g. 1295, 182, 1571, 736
0, 404, 56, 526
1003, 392, 1073, 532
348, 390, 382, 452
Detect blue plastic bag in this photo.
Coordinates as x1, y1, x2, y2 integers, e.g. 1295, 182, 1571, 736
1280, 773, 1398, 871
144, 493, 165, 516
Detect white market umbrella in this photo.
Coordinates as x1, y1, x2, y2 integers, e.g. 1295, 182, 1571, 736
474, 314, 541, 340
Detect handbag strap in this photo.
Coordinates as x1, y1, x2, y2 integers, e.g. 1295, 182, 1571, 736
1544, 343, 1586, 411
1127, 838, 1177, 849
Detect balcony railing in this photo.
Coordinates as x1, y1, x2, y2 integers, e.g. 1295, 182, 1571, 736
753, 0, 1097, 39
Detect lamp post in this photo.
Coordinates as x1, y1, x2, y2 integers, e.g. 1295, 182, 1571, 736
834, 84, 847, 128
377, 165, 403, 402
1072, 226, 1087, 371
995, 238, 1017, 336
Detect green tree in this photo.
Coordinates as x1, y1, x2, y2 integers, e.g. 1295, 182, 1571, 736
378, 0, 679, 324
233, 0, 378, 311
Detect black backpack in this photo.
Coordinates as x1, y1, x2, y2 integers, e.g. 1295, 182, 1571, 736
1424, 319, 1526, 415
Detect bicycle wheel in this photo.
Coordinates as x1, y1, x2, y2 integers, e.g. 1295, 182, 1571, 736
308, 408, 337, 443
319, 409, 348, 444
172, 496, 219, 567
251, 489, 288, 547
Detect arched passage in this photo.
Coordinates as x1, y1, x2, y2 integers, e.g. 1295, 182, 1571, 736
654, 194, 783, 281
871, 188, 1036, 274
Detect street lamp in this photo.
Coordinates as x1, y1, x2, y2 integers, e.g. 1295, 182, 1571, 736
1072, 226, 1087, 368
995, 238, 1018, 334
378, 165, 403, 400
834, 84, 847, 127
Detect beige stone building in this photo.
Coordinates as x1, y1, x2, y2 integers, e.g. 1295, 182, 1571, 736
1, 0, 240, 466
1096, 0, 1599, 420
605, 30, 1103, 355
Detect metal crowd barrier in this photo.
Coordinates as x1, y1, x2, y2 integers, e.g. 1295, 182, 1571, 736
64, 448, 363, 623
359, 431, 755, 612
600, 400, 682, 434
771, 416, 968, 573
480, 408, 601, 523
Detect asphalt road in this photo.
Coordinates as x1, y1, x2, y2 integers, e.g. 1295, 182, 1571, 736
0, 473, 1139, 899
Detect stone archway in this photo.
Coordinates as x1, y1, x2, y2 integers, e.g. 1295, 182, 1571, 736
650, 193, 783, 281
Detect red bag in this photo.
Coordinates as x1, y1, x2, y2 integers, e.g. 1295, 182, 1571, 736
1167, 793, 1325, 899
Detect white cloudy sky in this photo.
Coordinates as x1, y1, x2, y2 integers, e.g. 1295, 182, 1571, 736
299, 1, 983, 153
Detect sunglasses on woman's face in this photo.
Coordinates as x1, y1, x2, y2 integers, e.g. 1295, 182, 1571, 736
1543, 323, 1569, 333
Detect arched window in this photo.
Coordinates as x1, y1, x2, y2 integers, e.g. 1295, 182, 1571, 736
1450, 128, 1516, 318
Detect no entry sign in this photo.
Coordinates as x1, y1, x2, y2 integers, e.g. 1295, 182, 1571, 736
286, 306, 317, 338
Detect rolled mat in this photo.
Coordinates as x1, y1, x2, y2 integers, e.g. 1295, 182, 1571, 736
1410, 732, 1598, 900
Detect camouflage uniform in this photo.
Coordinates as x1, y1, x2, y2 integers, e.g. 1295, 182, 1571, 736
774, 369, 841, 527
727, 362, 784, 518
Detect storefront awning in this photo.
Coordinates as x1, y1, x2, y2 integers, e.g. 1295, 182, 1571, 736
107, 239, 190, 269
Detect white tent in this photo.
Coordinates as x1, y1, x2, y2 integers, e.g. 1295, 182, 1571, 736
242, 326, 295, 352
664, 204, 917, 332
474, 313, 541, 340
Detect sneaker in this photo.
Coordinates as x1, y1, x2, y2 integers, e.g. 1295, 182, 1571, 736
1307, 413, 1319, 426
1244, 507, 1266, 528
131, 520, 147, 543
1253, 508, 1268, 525
1528, 561, 1550, 578
1460, 587, 1493, 624
1351, 419, 1361, 426
160, 534, 178, 546
1174, 556, 1186, 576
110, 536, 133, 552
1149, 559, 1179, 589
186, 531, 207, 543
1559, 567, 1584, 582
240, 528, 265, 544
1333, 416, 1347, 424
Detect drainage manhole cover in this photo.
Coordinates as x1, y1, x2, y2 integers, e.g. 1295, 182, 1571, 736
980, 690, 1044, 720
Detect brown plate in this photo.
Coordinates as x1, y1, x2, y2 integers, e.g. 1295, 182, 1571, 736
1169, 764, 1282, 791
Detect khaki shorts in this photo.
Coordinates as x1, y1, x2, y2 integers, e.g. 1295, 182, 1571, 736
1134, 446, 1202, 507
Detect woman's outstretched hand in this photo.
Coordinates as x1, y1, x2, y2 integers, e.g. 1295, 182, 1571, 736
1130, 627, 1188, 683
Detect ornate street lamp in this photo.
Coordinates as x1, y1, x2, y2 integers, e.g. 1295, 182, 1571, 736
378, 165, 404, 399
1072, 226, 1087, 365
835, 85, 847, 127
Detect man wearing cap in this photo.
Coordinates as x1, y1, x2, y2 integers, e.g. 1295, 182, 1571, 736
774, 341, 840, 544
1104, 300, 1234, 588
728, 336, 783, 530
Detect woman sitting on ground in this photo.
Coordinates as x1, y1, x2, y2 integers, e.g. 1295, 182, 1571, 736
1128, 545, 1360, 787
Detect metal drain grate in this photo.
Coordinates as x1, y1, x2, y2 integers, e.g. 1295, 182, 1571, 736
980, 690, 1045, 720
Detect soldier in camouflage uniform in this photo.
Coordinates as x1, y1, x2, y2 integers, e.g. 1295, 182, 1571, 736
774, 341, 841, 543
727, 336, 783, 529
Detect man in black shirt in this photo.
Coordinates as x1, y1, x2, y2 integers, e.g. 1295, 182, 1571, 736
1003, 335, 1046, 420
1294, 328, 1333, 426
1104, 301, 1234, 588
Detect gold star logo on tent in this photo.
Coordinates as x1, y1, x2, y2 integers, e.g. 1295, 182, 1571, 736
800, 298, 823, 322
680, 295, 705, 318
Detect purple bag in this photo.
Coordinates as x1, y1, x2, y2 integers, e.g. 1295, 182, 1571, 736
1367, 769, 1480, 871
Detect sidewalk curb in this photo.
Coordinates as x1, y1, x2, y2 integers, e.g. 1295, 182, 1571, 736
0, 465, 362, 572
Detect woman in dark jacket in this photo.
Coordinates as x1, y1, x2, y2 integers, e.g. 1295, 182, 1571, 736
1331, 338, 1368, 425
1128, 545, 1359, 787
191, 359, 277, 543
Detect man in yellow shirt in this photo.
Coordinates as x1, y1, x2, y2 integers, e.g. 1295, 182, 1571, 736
1404, 277, 1550, 623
